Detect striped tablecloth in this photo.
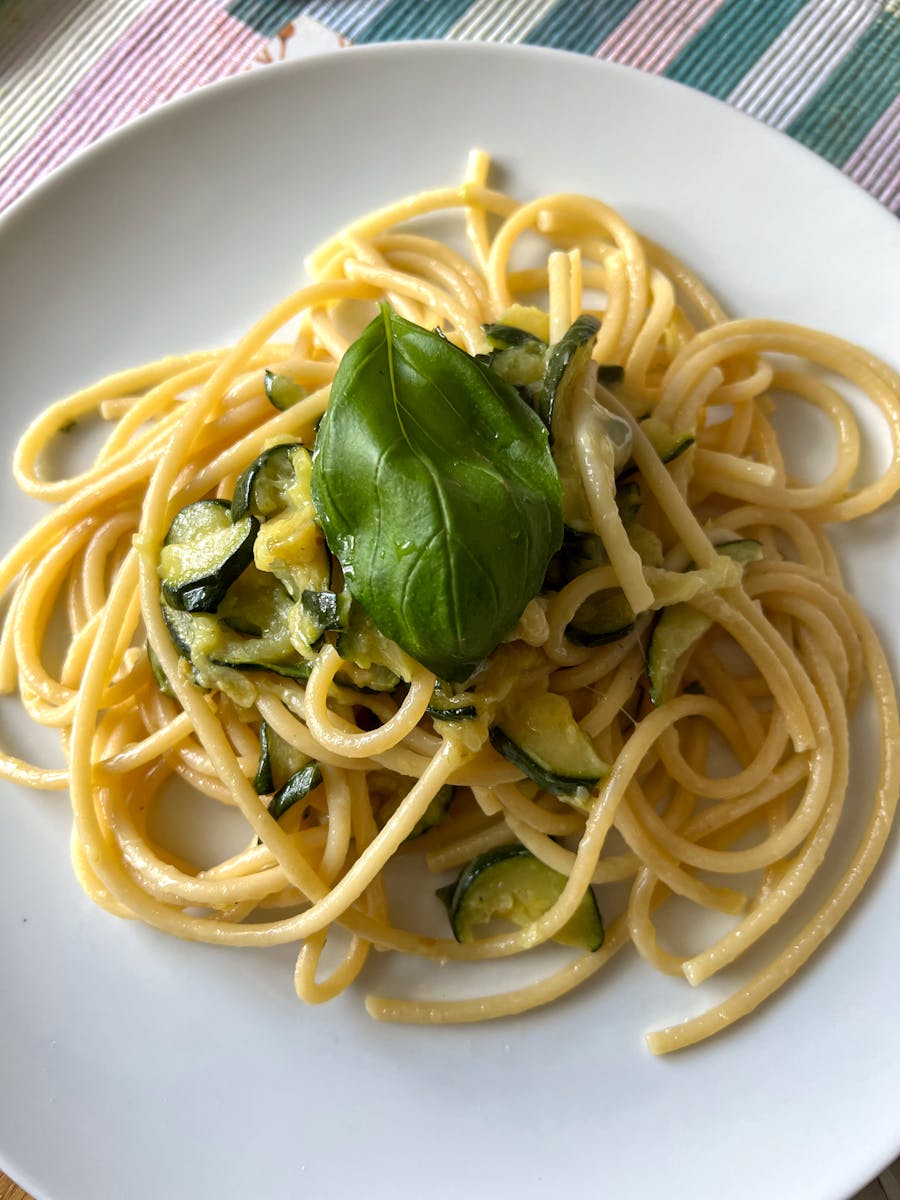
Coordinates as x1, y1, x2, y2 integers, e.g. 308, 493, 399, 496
0, 3, 898, 1199
0, 0, 897, 215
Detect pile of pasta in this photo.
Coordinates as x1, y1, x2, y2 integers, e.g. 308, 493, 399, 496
2, 150, 899, 1053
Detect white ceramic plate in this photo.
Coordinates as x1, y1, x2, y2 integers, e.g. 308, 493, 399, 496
1, 43, 898, 1200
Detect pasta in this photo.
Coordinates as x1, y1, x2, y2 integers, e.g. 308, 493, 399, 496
2, 149, 899, 1054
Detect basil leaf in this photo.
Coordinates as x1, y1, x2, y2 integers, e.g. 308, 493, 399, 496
310, 306, 563, 682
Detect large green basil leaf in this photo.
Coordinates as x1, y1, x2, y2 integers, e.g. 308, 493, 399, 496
310, 306, 563, 682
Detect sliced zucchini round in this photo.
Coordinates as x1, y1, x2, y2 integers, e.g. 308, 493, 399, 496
489, 690, 607, 804
647, 604, 711, 707
241, 443, 331, 596
159, 500, 258, 613
445, 843, 604, 951
220, 658, 312, 681
163, 595, 311, 687
216, 566, 294, 637
334, 604, 409, 690
232, 443, 302, 522
567, 589, 636, 647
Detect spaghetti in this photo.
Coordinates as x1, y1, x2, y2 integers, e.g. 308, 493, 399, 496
2, 150, 899, 1053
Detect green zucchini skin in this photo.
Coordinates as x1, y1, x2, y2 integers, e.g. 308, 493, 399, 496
146, 641, 176, 699
253, 721, 316, 795
639, 416, 695, 464
253, 722, 275, 794
268, 762, 323, 820
567, 590, 636, 647
159, 500, 258, 613
425, 686, 478, 722
615, 479, 642, 525
596, 363, 625, 384
217, 568, 294, 638
482, 323, 547, 350
445, 843, 604, 951
647, 538, 764, 705
161, 598, 312, 687
295, 589, 351, 647
232, 444, 301, 522
489, 726, 601, 798
539, 314, 601, 433
264, 370, 308, 412
489, 691, 607, 804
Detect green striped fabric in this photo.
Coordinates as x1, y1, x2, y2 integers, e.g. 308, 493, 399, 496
665, 0, 810, 99
354, 0, 475, 41
523, 0, 642, 52
788, 7, 900, 167
227, 0, 313, 38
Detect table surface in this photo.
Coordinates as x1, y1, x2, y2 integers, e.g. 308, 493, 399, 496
0, 1, 898, 1198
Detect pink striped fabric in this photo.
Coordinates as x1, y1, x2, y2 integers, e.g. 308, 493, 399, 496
844, 94, 900, 212
0, 0, 263, 212
595, 0, 727, 74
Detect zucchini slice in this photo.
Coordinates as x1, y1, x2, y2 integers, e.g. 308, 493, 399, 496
268, 762, 323, 820
538, 314, 601, 433
161, 603, 218, 659
335, 603, 411, 690
240, 443, 331, 597
444, 843, 604, 951
482, 323, 547, 350
232, 443, 303, 522
647, 605, 712, 707
615, 479, 642, 526
425, 686, 478, 722
216, 566, 294, 637
224, 659, 312, 680
147, 640, 177, 699
567, 589, 635, 646
496, 303, 551, 343
546, 527, 608, 588
264, 370, 308, 412
485, 342, 548, 394
254, 720, 314, 795
293, 589, 352, 648
640, 416, 695, 464
162, 597, 310, 685
490, 690, 607, 805
597, 363, 625, 384
159, 500, 258, 613
380, 783, 454, 839
712, 537, 766, 567
648, 538, 763, 705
